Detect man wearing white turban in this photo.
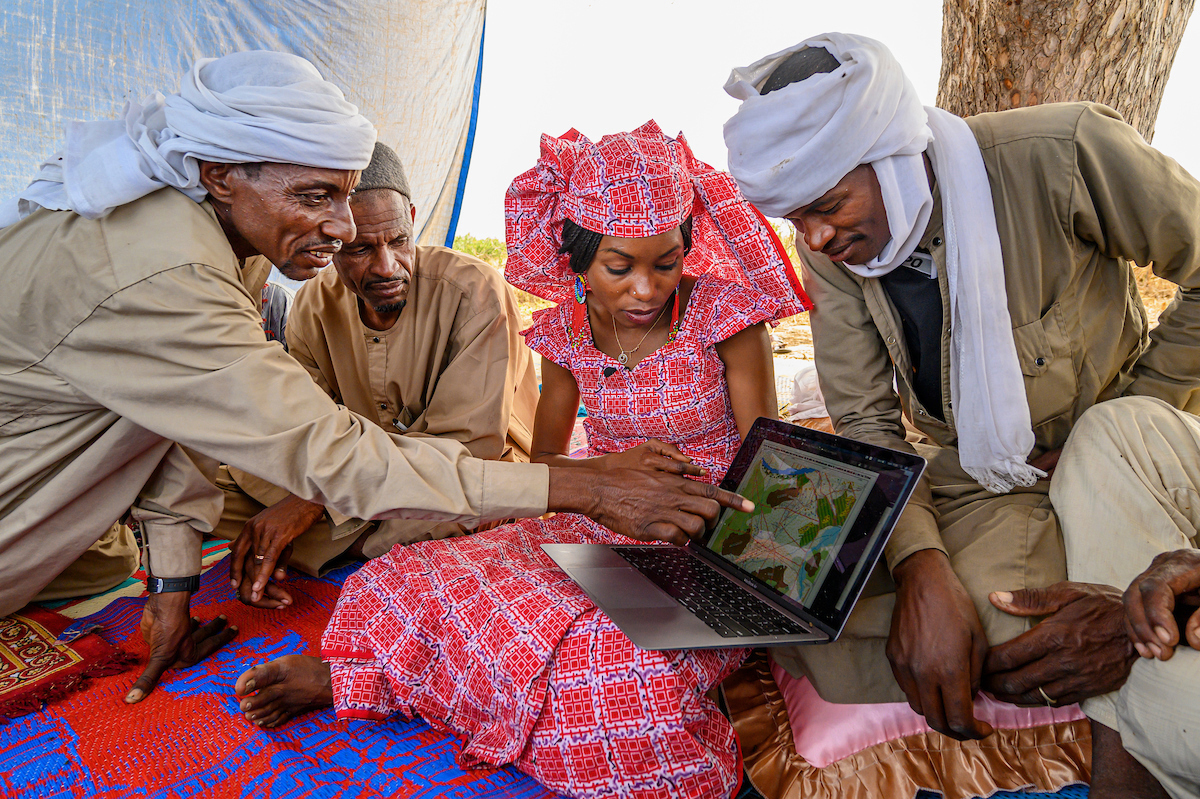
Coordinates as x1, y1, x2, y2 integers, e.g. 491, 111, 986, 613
725, 34, 1200, 797
0, 52, 750, 708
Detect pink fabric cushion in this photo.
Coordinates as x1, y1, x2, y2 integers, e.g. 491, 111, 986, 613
770, 660, 1087, 768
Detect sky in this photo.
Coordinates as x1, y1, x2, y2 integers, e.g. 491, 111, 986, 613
452, 0, 1200, 239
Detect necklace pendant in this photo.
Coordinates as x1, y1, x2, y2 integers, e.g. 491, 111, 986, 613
617, 352, 629, 365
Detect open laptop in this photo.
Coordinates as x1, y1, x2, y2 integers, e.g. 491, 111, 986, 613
543, 417, 926, 649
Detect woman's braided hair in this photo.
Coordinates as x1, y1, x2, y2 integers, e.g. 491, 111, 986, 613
558, 216, 694, 274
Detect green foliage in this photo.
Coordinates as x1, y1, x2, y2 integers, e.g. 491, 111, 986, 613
453, 233, 507, 269
770, 220, 800, 265
453, 232, 552, 323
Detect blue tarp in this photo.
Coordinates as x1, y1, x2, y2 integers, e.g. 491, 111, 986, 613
0, 0, 486, 245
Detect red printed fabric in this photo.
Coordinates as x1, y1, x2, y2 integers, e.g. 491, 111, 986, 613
525, 275, 777, 474
503, 119, 811, 318
321, 276, 773, 799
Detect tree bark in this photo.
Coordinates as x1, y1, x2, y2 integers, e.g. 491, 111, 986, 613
938, 0, 1194, 142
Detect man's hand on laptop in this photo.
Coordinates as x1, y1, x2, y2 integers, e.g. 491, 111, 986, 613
888, 549, 994, 741
549, 466, 753, 546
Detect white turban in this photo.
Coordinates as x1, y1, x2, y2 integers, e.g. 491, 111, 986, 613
723, 33, 1045, 495
724, 34, 932, 274
1, 51, 377, 227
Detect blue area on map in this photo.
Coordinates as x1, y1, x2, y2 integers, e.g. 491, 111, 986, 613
760, 454, 816, 479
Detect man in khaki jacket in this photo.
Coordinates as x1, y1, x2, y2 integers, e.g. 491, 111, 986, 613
215, 143, 540, 583
0, 52, 747, 709
724, 34, 1200, 797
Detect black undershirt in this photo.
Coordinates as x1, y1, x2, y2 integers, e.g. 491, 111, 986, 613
880, 254, 945, 420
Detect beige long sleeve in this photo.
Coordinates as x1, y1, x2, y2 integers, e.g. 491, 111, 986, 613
1062, 106, 1200, 410
44, 262, 549, 574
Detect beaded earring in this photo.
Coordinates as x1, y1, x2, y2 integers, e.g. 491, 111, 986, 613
574, 274, 588, 304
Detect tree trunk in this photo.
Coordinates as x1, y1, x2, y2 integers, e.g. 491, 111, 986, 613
938, 0, 1194, 142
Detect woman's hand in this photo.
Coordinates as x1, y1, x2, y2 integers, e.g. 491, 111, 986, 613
599, 439, 705, 477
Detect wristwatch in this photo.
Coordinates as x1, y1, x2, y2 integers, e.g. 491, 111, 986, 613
146, 574, 201, 594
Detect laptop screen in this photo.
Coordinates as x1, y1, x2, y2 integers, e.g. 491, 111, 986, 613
701, 418, 924, 634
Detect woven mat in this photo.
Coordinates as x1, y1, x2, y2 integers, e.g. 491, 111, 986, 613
1, 556, 557, 798
3, 524, 1090, 798
0, 606, 136, 723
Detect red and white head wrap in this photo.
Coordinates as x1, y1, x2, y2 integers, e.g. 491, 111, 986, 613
504, 120, 810, 317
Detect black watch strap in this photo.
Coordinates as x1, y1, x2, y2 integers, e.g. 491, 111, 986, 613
146, 574, 201, 594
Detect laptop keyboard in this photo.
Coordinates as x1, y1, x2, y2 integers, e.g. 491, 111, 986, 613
611, 547, 812, 638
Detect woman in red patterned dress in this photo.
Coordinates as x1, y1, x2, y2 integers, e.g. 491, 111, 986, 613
234, 121, 810, 799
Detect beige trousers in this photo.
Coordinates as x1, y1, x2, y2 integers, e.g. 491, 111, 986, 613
210, 465, 469, 577
1052, 396, 1200, 799
777, 440, 1066, 704
34, 521, 140, 602
0, 420, 222, 616
211, 465, 357, 577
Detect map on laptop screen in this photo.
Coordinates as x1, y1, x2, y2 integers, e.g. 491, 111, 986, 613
707, 439, 878, 605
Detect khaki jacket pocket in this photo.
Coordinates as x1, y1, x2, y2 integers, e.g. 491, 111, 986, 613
1012, 303, 1079, 424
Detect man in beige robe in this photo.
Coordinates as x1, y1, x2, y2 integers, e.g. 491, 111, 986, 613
36, 254, 278, 603
214, 143, 540, 579
0, 52, 747, 707
723, 34, 1200, 796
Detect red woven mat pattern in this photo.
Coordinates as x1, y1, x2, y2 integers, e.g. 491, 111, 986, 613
0, 605, 134, 722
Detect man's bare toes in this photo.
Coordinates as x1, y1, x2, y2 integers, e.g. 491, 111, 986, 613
235, 664, 262, 697
262, 709, 291, 728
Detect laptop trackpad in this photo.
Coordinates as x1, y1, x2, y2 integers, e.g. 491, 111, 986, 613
576, 568, 677, 609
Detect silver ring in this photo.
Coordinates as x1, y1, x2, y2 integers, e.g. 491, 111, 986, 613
1037, 686, 1057, 706
253, 554, 265, 562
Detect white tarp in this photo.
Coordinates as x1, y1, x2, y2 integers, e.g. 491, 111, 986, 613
0, 0, 486, 245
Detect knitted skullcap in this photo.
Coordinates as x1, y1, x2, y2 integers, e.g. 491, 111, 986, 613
354, 141, 411, 200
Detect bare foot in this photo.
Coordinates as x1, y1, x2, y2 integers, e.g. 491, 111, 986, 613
234, 655, 333, 729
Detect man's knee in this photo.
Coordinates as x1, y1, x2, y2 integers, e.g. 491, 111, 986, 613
1117, 652, 1200, 789
1063, 396, 1191, 467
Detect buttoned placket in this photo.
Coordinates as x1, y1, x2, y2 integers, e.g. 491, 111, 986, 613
929, 235, 955, 430
365, 331, 396, 429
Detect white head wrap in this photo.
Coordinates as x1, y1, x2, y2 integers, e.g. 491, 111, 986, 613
1, 51, 377, 227
723, 33, 1044, 494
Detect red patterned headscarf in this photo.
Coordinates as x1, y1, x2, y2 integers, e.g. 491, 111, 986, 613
504, 120, 811, 317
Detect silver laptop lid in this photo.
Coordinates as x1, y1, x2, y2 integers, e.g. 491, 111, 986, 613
692, 418, 926, 639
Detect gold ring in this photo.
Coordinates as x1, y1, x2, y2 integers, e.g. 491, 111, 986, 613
254, 554, 265, 562
1037, 686, 1057, 706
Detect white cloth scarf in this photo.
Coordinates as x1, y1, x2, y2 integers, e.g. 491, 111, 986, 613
724, 33, 1043, 493
0, 51, 377, 227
